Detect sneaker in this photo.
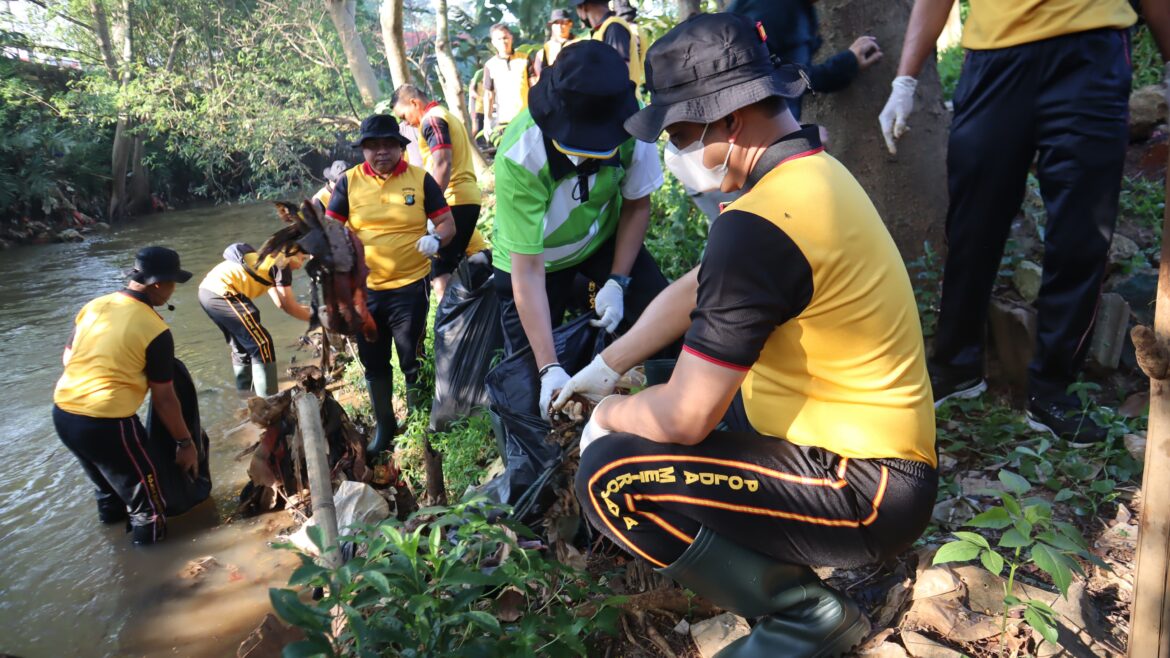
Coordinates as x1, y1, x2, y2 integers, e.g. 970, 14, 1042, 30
929, 367, 987, 408
1026, 396, 1109, 447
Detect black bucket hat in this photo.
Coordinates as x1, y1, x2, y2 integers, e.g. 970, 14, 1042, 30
549, 8, 572, 22
624, 13, 807, 142
527, 40, 638, 158
351, 114, 412, 148
128, 246, 192, 284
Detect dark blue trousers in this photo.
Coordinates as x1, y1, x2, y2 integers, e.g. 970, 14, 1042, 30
931, 28, 1132, 400
357, 279, 429, 388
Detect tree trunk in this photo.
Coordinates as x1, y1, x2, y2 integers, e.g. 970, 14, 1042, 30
379, 0, 411, 91
107, 0, 134, 222
326, 0, 380, 107
433, 0, 488, 172
128, 135, 152, 214
802, 0, 948, 261
677, 0, 702, 19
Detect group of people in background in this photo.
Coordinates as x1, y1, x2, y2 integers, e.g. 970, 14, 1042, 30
51, 1, 1170, 656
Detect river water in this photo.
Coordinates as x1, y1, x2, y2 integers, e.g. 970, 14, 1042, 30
0, 203, 317, 657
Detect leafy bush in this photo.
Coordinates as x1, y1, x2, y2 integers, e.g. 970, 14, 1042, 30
646, 168, 709, 281
937, 46, 964, 102
271, 502, 622, 657
1131, 24, 1165, 89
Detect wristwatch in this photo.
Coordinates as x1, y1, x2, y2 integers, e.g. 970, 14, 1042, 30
607, 274, 632, 292
175, 438, 194, 448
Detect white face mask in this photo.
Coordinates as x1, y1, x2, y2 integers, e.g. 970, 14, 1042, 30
663, 122, 733, 194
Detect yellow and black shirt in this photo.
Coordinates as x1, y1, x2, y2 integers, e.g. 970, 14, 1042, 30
326, 160, 450, 290
199, 247, 292, 300
54, 290, 174, 419
962, 0, 1136, 50
312, 185, 332, 210
483, 52, 530, 125
417, 101, 481, 208
684, 127, 936, 467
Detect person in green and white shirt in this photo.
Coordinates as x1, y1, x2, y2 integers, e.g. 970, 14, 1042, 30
491, 40, 673, 420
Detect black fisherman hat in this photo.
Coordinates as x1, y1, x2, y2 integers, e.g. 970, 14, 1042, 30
549, 8, 572, 22
128, 246, 192, 284
624, 13, 807, 142
527, 40, 639, 158
351, 114, 412, 148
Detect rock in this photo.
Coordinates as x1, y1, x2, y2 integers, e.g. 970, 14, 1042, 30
1130, 84, 1168, 142
931, 497, 977, 530
236, 613, 305, 658
56, 229, 84, 243
900, 631, 963, 658
178, 555, 219, 581
1087, 293, 1130, 372
1124, 433, 1146, 462
1112, 268, 1158, 326
1012, 260, 1043, 304
1108, 234, 1143, 269
988, 298, 1037, 401
690, 612, 751, 658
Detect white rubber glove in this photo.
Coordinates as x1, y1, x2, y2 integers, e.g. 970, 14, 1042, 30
878, 76, 917, 155
552, 353, 622, 410
591, 279, 625, 333
539, 364, 571, 421
580, 395, 618, 455
416, 233, 440, 257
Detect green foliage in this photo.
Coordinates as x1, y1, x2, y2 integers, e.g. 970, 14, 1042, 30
646, 166, 709, 281
1119, 175, 1166, 233
936, 46, 964, 102
906, 241, 941, 338
1132, 25, 1165, 89
933, 470, 1105, 652
271, 502, 622, 657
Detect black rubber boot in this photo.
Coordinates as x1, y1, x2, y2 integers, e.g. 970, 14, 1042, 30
657, 528, 870, 658
366, 376, 398, 456
95, 492, 128, 524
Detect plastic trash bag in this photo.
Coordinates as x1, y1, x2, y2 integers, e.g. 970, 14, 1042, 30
479, 314, 611, 521
288, 480, 390, 555
430, 251, 504, 431
144, 359, 212, 516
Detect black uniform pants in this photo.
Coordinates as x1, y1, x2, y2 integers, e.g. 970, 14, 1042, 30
576, 429, 937, 569
53, 405, 169, 540
432, 204, 482, 277
358, 279, 429, 388
198, 288, 275, 366
932, 28, 1132, 399
493, 237, 675, 358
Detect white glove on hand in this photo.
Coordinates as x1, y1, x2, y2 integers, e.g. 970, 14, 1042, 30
416, 233, 441, 257
591, 279, 625, 333
579, 395, 617, 455
538, 364, 571, 421
552, 353, 622, 410
878, 76, 917, 155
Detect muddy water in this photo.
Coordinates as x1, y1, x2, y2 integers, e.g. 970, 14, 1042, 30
0, 204, 317, 657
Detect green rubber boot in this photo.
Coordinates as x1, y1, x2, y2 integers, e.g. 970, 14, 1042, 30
657, 528, 870, 658
366, 376, 398, 456
251, 361, 279, 397
232, 363, 253, 393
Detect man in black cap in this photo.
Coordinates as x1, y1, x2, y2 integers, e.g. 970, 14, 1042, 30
327, 115, 455, 456
532, 8, 577, 82
556, 14, 937, 656
53, 246, 197, 544
574, 0, 642, 86
491, 40, 670, 421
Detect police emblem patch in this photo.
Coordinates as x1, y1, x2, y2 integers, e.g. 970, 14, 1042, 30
405, 194, 416, 205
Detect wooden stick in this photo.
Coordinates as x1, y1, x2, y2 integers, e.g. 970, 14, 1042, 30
294, 390, 341, 569
1129, 157, 1170, 658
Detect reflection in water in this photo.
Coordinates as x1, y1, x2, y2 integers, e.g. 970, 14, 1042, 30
0, 204, 313, 657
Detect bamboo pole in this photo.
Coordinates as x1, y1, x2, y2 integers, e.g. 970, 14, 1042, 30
294, 390, 341, 569
1129, 160, 1170, 658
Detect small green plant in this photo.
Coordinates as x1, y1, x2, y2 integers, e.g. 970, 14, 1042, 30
933, 470, 1106, 653
272, 502, 623, 657
907, 241, 942, 337
1119, 175, 1166, 232
937, 45, 964, 101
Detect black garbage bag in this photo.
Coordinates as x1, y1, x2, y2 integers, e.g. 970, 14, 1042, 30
144, 359, 212, 516
479, 314, 611, 521
430, 251, 504, 432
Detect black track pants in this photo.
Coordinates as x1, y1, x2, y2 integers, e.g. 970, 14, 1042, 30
198, 288, 275, 366
576, 430, 937, 569
931, 28, 1131, 399
432, 204, 482, 277
358, 279, 429, 386
53, 405, 169, 540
